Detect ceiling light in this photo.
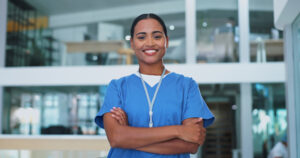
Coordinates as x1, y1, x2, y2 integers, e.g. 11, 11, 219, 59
125, 35, 131, 41
93, 55, 98, 61
169, 25, 175, 30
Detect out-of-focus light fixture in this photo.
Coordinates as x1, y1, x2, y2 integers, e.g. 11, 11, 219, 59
169, 25, 175, 30
93, 55, 98, 61
231, 105, 238, 110
202, 22, 208, 27
125, 35, 131, 41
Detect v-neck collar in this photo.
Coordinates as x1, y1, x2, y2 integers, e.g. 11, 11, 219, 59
134, 72, 173, 88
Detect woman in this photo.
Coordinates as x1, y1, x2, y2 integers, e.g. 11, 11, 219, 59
95, 13, 214, 158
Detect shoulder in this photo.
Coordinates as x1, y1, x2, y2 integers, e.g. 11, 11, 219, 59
169, 72, 198, 91
170, 72, 195, 83
108, 74, 137, 87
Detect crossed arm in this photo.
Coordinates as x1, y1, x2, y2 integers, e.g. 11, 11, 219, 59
103, 107, 206, 154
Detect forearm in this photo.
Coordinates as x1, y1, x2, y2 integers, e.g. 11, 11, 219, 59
104, 113, 180, 149
136, 139, 199, 155
112, 125, 180, 148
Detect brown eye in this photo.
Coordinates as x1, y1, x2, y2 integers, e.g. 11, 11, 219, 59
154, 35, 162, 39
137, 36, 145, 40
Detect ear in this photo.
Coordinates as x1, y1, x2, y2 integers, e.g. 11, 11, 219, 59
130, 38, 134, 49
165, 36, 169, 48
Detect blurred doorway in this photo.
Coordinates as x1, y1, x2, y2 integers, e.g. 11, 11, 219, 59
202, 102, 236, 158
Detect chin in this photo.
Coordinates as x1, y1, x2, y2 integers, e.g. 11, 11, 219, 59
139, 58, 161, 65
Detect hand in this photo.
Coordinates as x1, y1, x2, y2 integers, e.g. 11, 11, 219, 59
110, 107, 129, 126
178, 118, 206, 145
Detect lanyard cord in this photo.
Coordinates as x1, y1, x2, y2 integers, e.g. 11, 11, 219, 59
139, 68, 166, 127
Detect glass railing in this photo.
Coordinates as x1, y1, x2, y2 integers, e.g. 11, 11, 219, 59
249, 0, 284, 62
196, 0, 239, 63
2, 86, 106, 136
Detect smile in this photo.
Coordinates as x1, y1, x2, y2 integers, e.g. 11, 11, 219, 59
143, 49, 158, 56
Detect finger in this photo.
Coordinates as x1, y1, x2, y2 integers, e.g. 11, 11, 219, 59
198, 134, 205, 145
111, 108, 124, 119
110, 109, 121, 117
114, 109, 126, 120
116, 108, 128, 121
200, 130, 206, 145
112, 114, 124, 125
198, 118, 204, 126
115, 108, 126, 118
111, 114, 121, 121
112, 109, 127, 125
112, 107, 128, 125
112, 107, 122, 114
188, 118, 199, 124
201, 134, 206, 145
117, 107, 127, 118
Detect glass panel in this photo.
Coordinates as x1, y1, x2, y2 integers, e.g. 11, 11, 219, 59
292, 13, 300, 158
249, 0, 284, 62
0, 150, 108, 158
196, 0, 239, 63
5, 0, 186, 67
199, 84, 240, 158
2, 86, 106, 135
252, 83, 286, 158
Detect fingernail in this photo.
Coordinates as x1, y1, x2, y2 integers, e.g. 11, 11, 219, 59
112, 114, 115, 117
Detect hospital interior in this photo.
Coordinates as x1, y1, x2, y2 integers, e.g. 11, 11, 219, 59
0, 0, 299, 158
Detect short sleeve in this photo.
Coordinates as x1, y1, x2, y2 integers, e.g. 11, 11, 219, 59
95, 80, 122, 128
182, 79, 215, 128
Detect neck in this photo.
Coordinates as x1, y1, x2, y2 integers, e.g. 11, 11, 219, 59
139, 61, 166, 75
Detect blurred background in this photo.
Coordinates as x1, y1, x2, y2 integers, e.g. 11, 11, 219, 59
0, 0, 299, 158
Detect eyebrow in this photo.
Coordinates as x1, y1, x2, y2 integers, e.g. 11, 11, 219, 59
136, 32, 146, 36
152, 31, 163, 34
135, 31, 163, 36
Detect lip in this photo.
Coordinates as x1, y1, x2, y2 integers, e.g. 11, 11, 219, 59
143, 49, 158, 56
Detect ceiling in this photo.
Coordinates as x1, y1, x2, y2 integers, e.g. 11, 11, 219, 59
23, 0, 276, 39
26, 0, 176, 15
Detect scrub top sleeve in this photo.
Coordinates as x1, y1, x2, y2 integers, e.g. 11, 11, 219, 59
95, 80, 122, 128
182, 79, 215, 128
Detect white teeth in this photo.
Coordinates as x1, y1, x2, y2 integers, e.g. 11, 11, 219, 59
144, 50, 156, 53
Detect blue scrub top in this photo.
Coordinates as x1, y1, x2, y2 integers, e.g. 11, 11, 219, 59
95, 72, 215, 158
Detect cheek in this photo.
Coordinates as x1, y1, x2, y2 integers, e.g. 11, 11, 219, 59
132, 41, 143, 50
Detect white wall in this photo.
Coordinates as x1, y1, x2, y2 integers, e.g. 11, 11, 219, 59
0, 63, 285, 86
274, 0, 300, 29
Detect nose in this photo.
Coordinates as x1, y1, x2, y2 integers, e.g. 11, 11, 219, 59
145, 37, 155, 47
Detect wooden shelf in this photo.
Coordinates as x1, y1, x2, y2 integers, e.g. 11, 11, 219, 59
66, 41, 124, 53
65, 41, 134, 64
250, 39, 283, 57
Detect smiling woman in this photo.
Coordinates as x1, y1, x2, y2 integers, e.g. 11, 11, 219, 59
94, 13, 215, 158
130, 14, 169, 74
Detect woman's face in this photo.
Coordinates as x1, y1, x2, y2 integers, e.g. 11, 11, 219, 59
131, 18, 168, 65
